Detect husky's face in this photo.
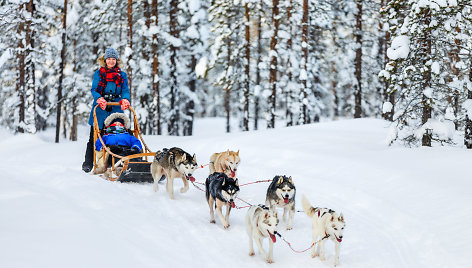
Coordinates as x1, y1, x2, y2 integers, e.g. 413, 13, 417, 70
224, 150, 240, 177
326, 213, 346, 243
221, 178, 240, 205
261, 210, 279, 243
275, 176, 295, 203
177, 153, 198, 177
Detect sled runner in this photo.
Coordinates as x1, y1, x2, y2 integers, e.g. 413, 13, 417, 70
92, 102, 154, 183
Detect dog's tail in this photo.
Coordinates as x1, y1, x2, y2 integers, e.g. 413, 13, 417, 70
302, 195, 316, 218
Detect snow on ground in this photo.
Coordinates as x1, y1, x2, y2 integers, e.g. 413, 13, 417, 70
0, 118, 471, 268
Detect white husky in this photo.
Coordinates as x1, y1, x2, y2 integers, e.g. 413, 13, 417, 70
302, 195, 346, 266
246, 205, 279, 263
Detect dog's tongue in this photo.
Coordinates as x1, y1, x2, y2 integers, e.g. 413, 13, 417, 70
231, 171, 235, 177
268, 231, 276, 243
284, 198, 289, 204
187, 176, 196, 182
337, 237, 342, 243
231, 202, 235, 208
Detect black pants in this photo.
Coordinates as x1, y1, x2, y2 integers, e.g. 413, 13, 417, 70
83, 126, 94, 166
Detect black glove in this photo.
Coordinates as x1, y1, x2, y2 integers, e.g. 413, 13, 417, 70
130, 147, 140, 155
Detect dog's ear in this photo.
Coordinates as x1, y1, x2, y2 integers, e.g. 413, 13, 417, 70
277, 176, 284, 185
226, 149, 230, 155
181, 153, 187, 161
288, 176, 293, 184
264, 211, 269, 219
192, 153, 196, 162
235, 178, 239, 186
236, 150, 239, 156
338, 213, 344, 222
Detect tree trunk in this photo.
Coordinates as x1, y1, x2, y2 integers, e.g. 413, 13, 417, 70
152, 0, 161, 135
354, 0, 363, 119
285, 0, 293, 126
300, 0, 308, 124
70, 40, 78, 141
254, 0, 262, 131
183, 56, 196, 136
225, 23, 231, 133
421, 8, 432, 147
465, 65, 472, 148
56, 0, 67, 143
127, 0, 133, 104
268, 0, 279, 129
168, 0, 180, 135
16, 3, 26, 134
450, 27, 461, 130
243, 2, 250, 131
25, 0, 35, 132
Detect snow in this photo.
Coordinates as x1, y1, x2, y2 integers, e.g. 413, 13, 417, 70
431, 61, 440, 75
0, 118, 471, 268
382, 101, 393, 114
416, 118, 456, 141
463, 99, 472, 119
0, 48, 12, 69
387, 35, 410, 60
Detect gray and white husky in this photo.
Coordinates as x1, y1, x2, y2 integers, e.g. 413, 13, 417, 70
302, 195, 346, 266
205, 172, 240, 229
246, 205, 279, 263
265, 175, 296, 230
150, 147, 197, 199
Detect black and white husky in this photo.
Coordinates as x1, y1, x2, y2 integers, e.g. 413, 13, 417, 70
265, 175, 296, 230
246, 205, 279, 263
302, 195, 346, 266
205, 172, 240, 229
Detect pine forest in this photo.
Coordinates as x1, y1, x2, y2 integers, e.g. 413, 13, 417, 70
1, 0, 472, 148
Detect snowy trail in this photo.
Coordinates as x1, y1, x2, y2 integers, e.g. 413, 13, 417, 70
0, 119, 470, 268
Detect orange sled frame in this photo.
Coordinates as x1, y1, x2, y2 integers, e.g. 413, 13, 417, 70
92, 102, 155, 182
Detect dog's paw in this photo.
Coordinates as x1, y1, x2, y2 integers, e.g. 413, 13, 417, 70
223, 223, 230, 229
266, 258, 274, 264
319, 256, 326, 261
311, 253, 317, 258
210, 220, 216, 224
249, 252, 255, 256
180, 186, 189, 193
286, 226, 292, 230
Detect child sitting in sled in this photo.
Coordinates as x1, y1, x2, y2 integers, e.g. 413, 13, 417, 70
93, 113, 142, 174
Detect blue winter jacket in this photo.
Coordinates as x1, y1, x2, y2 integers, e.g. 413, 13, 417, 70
88, 70, 130, 129
95, 132, 142, 152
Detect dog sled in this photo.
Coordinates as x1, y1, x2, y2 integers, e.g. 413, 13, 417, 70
92, 102, 154, 183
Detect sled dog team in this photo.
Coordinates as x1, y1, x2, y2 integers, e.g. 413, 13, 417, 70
150, 147, 346, 266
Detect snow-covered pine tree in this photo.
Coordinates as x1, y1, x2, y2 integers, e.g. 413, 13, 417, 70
241, 0, 252, 131
14, 0, 36, 134
252, 0, 269, 130
306, 0, 334, 122
379, 0, 407, 121
180, 0, 210, 136
267, 0, 280, 128
151, 0, 162, 135
323, 0, 357, 119
167, 0, 181, 135
0, 2, 18, 131
208, 0, 242, 132
383, 0, 470, 146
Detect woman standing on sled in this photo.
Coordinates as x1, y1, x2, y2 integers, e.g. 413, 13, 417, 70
82, 47, 131, 173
